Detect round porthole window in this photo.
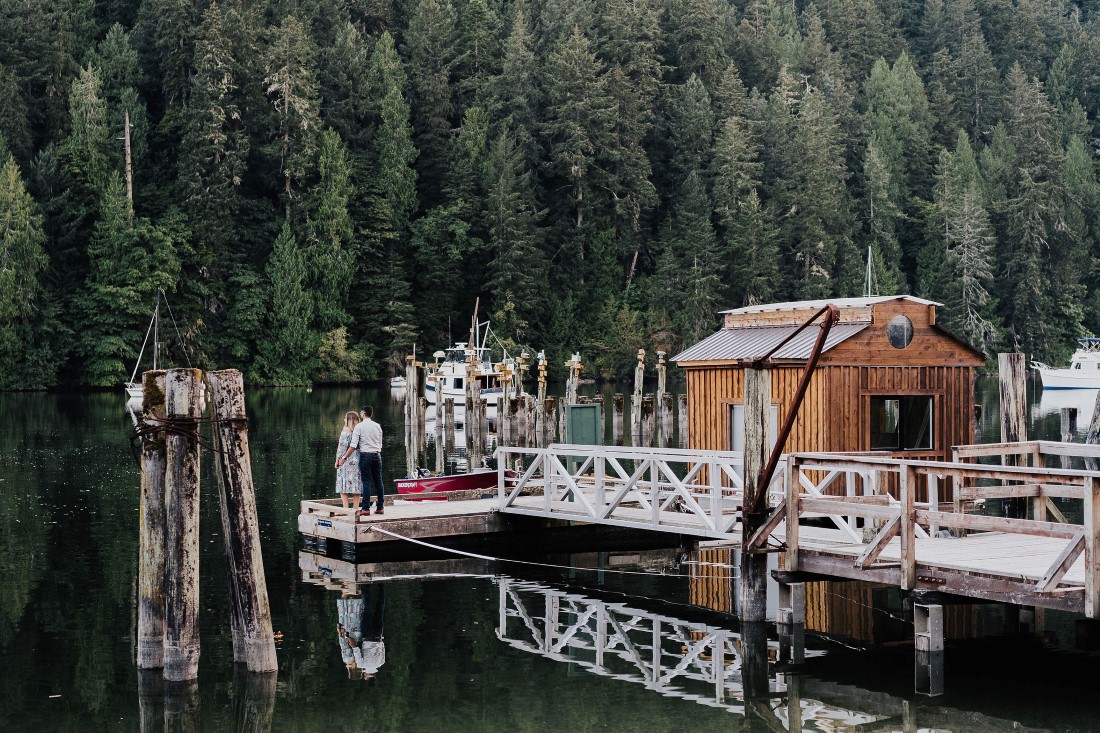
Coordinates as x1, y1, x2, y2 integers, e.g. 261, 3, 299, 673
887, 315, 914, 349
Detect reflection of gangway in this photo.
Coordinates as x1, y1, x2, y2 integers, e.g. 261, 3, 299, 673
496, 578, 898, 730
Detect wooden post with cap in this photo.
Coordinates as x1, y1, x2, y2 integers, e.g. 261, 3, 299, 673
138, 369, 167, 670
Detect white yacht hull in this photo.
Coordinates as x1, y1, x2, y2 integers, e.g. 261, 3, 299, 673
425, 381, 503, 408
1034, 365, 1100, 389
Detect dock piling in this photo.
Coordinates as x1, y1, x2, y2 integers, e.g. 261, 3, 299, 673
444, 398, 456, 456
138, 370, 167, 670
612, 394, 624, 445
739, 366, 770, 623
1061, 408, 1078, 469
656, 351, 667, 446
631, 350, 644, 443
998, 353, 1028, 517
207, 369, 277, 673
163, 368, 204, 682
677, 394, 688, 448
640, 396, 655, 447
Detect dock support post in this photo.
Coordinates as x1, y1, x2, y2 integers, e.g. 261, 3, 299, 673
163, 368, 204, 682
1061, 408, 1078, 471
900, 464, 917, 590
740, 366, 771, 623
478, 397, 489, 466
465, 366, 479, 471
405, 356, 418, 478
777, 581, 805, 664
914, 603, 944, 697
998, 352, 1027, 517
207, 369, 277, 673
655, 351, 667, 446
640, 396, 655, 448
678, 394, 688, 448
631, 350, 644, 444
434, 398, 444, 474
443, 398, 456, 456
164, 679, 201, 732
1085, 476, 1099, 618
536, 352, 547, 446
1086, 391, 1100, 471
138, 370, 167, 670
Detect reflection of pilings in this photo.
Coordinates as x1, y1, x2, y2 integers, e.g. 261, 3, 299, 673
478, 398, 489, 466
660, 394, 673, 449
915, 650, 945, 697
233, 667, 277, 733
612, 394, 624, 445
164, 368, 203, 682
640, 396, 655, 447
138, 370, 167, 670
543, 397, 557, 446
1061, 407, 1078, 469
777, 582, 806, 665
678, 394, 688, 448
740, 622, 770, 701
138, 670, 164, 733
163, 679, 200, 733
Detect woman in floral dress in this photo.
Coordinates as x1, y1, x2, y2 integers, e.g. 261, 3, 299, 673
335, 411, 363, 512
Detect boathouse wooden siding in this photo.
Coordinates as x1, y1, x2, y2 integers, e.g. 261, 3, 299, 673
677, 297, 986, 481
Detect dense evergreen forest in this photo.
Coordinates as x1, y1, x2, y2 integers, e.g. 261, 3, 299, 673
1, 0, 1100, 387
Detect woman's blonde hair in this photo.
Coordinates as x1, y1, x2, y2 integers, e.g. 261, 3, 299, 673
344, 411, 361, 430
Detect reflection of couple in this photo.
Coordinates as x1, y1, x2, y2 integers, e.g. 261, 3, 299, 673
337, 584, 385, 680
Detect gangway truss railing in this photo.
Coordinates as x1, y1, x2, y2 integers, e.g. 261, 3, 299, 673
495, 444, 786, 540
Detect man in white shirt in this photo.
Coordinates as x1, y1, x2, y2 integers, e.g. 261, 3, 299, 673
338, 405, 385, 514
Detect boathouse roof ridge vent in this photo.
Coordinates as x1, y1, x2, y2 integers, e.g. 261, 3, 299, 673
672, 323, 869, 363
719, 295, 941, 317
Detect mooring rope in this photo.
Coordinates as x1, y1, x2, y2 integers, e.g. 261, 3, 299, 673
366, 524, 749, 581
128, 413, 247, 463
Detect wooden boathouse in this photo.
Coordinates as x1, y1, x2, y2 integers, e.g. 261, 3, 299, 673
672, 296, 986, 462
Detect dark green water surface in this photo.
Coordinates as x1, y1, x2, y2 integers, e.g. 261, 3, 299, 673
2, 378, 1100, 731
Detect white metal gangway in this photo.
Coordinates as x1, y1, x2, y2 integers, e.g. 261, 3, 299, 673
494, 444, 898, 543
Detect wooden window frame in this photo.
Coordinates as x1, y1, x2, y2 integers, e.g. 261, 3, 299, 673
861, 390, 943, 456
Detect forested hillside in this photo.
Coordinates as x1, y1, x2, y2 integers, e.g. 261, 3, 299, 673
1, 0, 1099, 387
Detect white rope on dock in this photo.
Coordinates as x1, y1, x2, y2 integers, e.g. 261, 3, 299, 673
365, 525, 743, 580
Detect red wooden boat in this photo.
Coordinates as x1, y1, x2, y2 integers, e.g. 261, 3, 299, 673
395, 469, 515, 500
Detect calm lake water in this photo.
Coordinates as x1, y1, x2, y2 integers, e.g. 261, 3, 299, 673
2, 376, 1100, 731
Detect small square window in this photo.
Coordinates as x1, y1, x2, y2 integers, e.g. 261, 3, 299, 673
870, 396, 933, 450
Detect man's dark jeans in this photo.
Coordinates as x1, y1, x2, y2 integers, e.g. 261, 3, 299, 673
359, 453, 385, 511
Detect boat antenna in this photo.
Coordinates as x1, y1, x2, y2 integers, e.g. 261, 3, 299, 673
159, 288, 193, 368
863, 246, 878, 297
470, 297, 480, 351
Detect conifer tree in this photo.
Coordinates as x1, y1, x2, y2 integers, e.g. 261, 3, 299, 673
0, 151, 51, 388
711, 115, 778, 306
485, 1, 540, 169
263, 13, 321, 219
76, 174, 180, 386
660, 74, 716, 196
862, 138, 903, 293
305, 129, 355, 332
253, 221, 318, 385
0, 66, 32, 166
487, 131, 546, 343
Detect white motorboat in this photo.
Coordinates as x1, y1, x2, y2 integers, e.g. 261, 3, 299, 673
424, 342, 507, 408
1032, 339, 1100, 389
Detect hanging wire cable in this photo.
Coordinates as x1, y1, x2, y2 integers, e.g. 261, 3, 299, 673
159, 288, 193, 368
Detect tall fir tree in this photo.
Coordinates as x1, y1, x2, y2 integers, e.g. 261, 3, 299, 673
253, 221, 318, 385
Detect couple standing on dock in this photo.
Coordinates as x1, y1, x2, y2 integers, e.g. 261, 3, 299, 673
335, 406, 385, 515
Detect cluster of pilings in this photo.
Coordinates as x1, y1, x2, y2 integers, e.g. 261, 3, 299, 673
401, 349, 689, 476
136, 368, 276, 681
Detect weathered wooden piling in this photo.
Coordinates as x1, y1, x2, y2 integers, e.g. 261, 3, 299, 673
1086, 391, 1100, 472
405, 356, 418, 478
443, 398, 456, 456
612, 394, 624, 445
543, 396, 557, 446
678, 394, 688, 448
207, 370, 277, 674
739, 366, 770, 623
1061, 408, 1078, 469
163, 368, 204, 682
433, 400, 444, 474
640, 396, 655, 447
655, 351, 667, 446
998, 353, 1027, 517
478, 397, 489, 465
631, 350, 644, 442
138, 370, 167, 670
465, 366, 478, 468
417, 396, 427, 456
526, 395, 539, 447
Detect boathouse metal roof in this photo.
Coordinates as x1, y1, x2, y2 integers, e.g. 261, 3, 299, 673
672, 323, 869, 363
718, 295, 941, 316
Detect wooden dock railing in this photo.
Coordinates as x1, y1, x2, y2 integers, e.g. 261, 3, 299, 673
783, 451, 1100, 616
